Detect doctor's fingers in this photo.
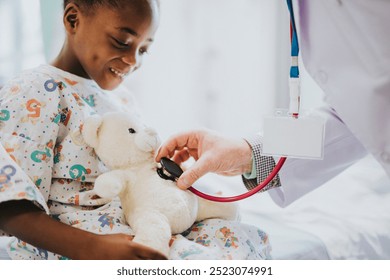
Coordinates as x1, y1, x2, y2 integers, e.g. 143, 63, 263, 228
176, 155, 214, 189
172, 149, 190, 165
156, 130, 206, 161
172, 148, 200, 165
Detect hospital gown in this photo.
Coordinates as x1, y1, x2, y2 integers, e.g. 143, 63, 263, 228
0, 64, 271, 260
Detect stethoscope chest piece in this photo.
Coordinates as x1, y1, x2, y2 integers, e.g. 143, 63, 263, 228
157, 157, 184, 182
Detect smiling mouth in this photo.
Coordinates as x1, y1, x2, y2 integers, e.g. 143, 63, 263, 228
109, 67, 128, 79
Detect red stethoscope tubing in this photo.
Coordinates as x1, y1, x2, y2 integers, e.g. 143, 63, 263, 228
188, 157, 286, 202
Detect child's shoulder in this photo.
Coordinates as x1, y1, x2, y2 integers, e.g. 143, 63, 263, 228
3, 65, 62, 90
1, 64, 95, 95
6, 65, 51, 84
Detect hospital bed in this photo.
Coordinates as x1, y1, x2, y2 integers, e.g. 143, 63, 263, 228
196, 154, 390, 259
1, 155, 389, 259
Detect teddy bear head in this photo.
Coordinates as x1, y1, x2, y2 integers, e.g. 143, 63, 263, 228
82, 112, 160, 169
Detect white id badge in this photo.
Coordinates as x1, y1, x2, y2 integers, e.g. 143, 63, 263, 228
262, 111, 325, 159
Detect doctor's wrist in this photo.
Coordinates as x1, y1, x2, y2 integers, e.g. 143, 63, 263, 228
239, 139, 254, 174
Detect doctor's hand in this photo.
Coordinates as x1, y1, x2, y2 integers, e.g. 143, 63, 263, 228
155, 129, 253, 190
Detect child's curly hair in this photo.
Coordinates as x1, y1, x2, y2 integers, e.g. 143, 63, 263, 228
64, 0, 123, 9
63, 0, 159, 11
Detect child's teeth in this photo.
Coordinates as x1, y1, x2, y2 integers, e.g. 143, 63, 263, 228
110, 68, 125, 78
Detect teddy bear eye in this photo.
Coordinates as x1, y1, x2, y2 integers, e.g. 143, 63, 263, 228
128, 128, 136, 134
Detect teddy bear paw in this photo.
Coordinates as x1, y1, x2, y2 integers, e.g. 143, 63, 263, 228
94, 174, 123, 199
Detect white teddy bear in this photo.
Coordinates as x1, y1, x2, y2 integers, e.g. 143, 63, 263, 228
82, 112, 238, 257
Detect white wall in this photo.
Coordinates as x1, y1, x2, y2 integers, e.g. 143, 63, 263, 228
1, 0, 325, 140
124, 0, 294, 140
0, 0, 45, 84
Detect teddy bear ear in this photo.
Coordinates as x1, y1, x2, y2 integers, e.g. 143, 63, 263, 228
82, 114, 103, 149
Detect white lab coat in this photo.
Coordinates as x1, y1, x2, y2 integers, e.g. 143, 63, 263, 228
268, 0, 390, 207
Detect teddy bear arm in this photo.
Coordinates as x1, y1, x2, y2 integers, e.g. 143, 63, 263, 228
94, 170, 127, 199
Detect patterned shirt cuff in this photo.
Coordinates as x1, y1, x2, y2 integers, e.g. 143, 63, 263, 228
242, 135, 281, 192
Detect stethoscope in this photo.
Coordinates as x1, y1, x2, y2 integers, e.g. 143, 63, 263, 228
157, 157, 286, 202
157, 0, 298, 202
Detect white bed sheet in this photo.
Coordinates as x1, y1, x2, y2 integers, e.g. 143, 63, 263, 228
195, 155, 390, 259
0, 237, 11, 260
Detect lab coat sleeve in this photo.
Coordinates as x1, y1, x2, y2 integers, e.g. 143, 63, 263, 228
267, 105, 368, 207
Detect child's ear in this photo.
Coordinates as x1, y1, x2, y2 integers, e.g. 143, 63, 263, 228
63, 3, 80, 33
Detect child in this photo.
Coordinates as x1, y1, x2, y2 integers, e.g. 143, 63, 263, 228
0, 0, 271, 260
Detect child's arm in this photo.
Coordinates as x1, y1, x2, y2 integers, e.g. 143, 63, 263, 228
0, 200, 167, 260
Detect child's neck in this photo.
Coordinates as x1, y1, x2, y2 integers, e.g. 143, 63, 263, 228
51, 42, 90, 80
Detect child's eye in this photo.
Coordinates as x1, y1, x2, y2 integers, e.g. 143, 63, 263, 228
128, 128, 136, 134
112, 37, 129, 49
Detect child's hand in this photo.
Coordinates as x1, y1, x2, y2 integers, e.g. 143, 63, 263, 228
0, 200, 167, 260
82, 233, 168, 260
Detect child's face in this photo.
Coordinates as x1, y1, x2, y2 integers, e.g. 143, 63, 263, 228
67, 1, 159, 90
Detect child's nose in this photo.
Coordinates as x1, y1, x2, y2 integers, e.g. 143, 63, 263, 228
121, 51, 140, 68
